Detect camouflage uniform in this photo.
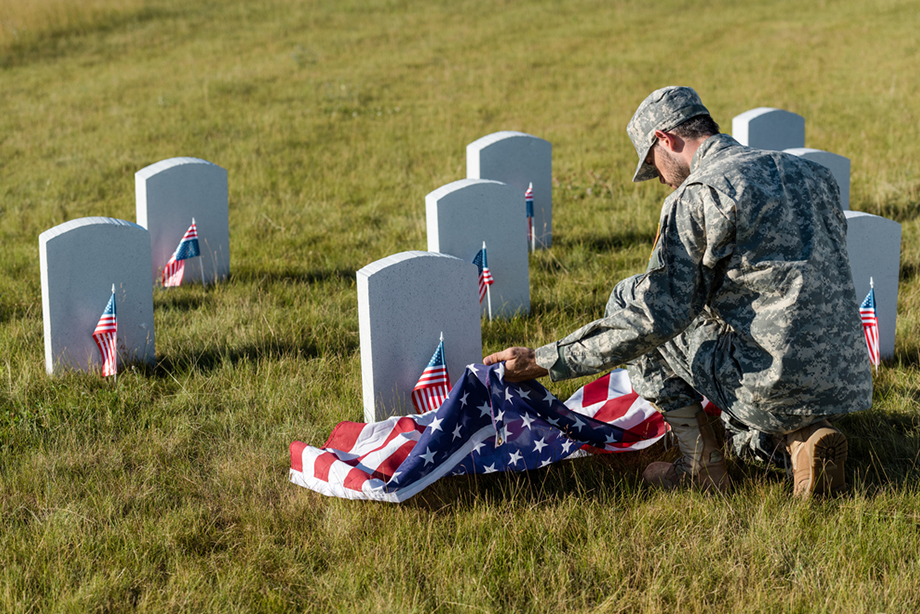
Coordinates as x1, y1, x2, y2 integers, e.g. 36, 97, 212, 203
534, 132, 873, 462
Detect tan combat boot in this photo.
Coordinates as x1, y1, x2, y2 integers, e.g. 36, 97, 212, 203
784, 420, 847, 497
642, 403, 731, 492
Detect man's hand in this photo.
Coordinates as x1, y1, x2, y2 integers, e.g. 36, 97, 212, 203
482, 346, 549, 383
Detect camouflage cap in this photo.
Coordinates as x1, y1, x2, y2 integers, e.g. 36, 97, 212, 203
627, 86, 710, 182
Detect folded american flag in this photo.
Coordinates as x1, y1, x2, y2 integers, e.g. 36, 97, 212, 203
290, 364, 667, 502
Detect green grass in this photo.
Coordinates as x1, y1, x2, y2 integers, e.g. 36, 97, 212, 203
2, 0, 920, 611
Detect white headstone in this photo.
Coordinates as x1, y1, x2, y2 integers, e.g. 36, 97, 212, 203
466, 131, 553, 248
39, 217, 156, 375
845, 211, 901, 359
785, 148, 851, 210
136, 157, 229, 285
732, 108, 805, 151
358, 251, 482, 422
426, 179, 530, 319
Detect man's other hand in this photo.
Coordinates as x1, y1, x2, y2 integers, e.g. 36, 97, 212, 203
482, 346, 549, 382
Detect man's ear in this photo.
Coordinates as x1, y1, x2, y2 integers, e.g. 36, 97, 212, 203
654, 130, 682, 153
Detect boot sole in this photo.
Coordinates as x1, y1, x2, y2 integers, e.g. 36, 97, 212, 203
795, 428, 848, 497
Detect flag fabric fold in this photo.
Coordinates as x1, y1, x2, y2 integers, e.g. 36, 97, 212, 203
860, 284, 880, 367
472, 247, 494, 304
92, 290, 118, 377
290, 364, 668, 502
411, 338, 451, 414
162, 221, 201, 287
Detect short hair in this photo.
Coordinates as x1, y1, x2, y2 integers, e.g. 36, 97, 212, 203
671, 114, 720, 139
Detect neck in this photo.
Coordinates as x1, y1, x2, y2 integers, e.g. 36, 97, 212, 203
679, 134, 712, 168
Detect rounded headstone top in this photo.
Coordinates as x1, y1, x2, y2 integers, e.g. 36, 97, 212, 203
467, 131, 550, 151
426, 178, 514, 201
39, 217, 146, 244
357, 250, 466, 279
732, 107, 803, 122
135, 157, 224, 180
783, 147, 822, 156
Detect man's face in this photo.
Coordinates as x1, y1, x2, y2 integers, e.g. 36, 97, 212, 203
646, 140, 690, 190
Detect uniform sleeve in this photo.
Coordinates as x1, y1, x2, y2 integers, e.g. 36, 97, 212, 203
535, 185, 736, 381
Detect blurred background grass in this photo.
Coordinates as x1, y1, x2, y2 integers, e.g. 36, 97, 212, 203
2, 0, 919, 611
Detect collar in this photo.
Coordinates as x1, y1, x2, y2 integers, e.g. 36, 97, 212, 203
689, 133, 741, 174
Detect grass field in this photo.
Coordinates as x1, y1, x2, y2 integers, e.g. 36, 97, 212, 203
2, 0, 920, 611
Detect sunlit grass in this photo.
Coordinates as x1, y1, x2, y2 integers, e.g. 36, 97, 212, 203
0, 0, 157, 50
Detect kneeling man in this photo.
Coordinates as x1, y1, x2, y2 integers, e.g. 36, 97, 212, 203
485, 86, 872, 497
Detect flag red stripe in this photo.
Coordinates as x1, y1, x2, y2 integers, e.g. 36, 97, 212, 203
290, 441, 308, 473
371, 440, 417, 480
581, 373, 612, 407
324, 420, 367, 451
332, 416, 423, 460
591, 392, 640, 423
343, 467, 372, 491
313, 452, 337, 482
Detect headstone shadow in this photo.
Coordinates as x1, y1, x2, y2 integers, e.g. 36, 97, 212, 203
231, 267, 358, 286
152, 337, 321, 376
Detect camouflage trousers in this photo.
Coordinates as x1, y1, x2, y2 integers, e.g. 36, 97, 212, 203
627, 315, 835, 466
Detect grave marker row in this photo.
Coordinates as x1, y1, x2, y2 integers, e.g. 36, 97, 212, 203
40, 158, 229, 375
467, 131, 552, 249
360, 131, 555, 419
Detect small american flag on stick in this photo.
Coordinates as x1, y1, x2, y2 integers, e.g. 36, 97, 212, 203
93, 285, 117, 377
860, 278, 880, 371
525, 182, 535, 252
472, 242, 495, 321
472, 243, 494, 304
411, 334, 451, 414
162, 219, 201, 287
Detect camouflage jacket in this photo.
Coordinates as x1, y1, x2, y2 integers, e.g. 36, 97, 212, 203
535, 134, 873, 416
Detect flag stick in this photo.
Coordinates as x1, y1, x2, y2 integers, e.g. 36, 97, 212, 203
112, 283, 117, 385
194, 218, 206, 289
483, 241, 493, 322
526, 182, 535, 253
